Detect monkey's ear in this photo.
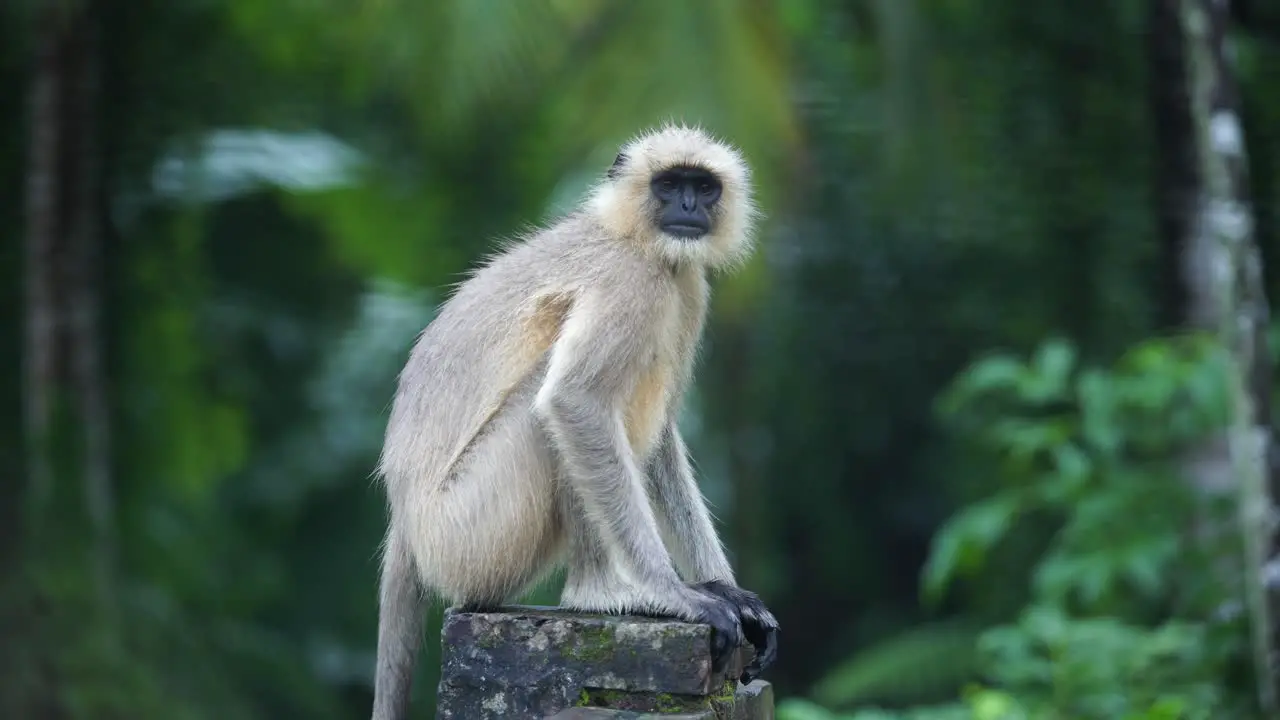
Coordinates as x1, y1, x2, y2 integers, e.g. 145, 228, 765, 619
607, 152, 627, 180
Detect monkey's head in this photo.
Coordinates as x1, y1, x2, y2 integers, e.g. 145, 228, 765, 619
589, 123, 758, 270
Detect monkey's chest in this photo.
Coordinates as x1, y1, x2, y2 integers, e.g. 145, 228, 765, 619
623, 362, 674, 460
622, 281, 703, 461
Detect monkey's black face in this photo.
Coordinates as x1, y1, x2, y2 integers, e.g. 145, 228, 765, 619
651, 167, 722, 239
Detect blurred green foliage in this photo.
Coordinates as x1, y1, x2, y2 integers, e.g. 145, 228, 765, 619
781, 337, 1249, 718
6, 0, 1280, 717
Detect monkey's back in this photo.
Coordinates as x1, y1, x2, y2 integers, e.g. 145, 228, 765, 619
377, 214, 658, 501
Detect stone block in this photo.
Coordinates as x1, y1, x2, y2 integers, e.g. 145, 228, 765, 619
435, 605, 774, 719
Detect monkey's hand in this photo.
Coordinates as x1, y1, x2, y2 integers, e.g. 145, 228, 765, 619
690, 580, 779, 685
682, 588, 746, 677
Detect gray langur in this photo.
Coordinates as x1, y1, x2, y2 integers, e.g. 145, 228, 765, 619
371, 123, 779, 720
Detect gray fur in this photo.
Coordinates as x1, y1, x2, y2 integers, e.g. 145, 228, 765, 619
371, 531, 423, 720
648, 424, 736, 585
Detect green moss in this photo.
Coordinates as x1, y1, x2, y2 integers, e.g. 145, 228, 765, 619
578, 688, 709, 713
711, 679, 737, 703
474, 628, 503, 649
653, 692, 707, 713
587, 689, 629, 705
707, 680, 740, 719
563, 625, 616, 663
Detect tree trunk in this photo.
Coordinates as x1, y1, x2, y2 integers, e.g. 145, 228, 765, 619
23, 1, 66, 534
1150, 0, 1279, 710
23, 0, 114, 600
66, 0, 115, 611
15, 5, 117, 715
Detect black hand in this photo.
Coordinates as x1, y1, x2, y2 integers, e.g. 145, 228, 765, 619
688, 592, 745, 676
691, 580, 779, 684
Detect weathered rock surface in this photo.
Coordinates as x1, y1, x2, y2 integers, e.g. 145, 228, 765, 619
714, 680, 774, 720
545, 709, 715, 720
435, 605, 775, 719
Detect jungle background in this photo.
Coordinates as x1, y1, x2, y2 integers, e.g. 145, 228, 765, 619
7, 0, 1280, 718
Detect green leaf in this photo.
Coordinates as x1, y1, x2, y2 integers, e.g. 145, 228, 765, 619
937, 354, 1026, 419
964, 687, 1028, 720
810, 622, 981, 707
1034, 443, 1091, 503
987, 416, 1073, 466
1077, 369, 1122, 456
1019, 337, 1076, 403
922, 493, 1022, 603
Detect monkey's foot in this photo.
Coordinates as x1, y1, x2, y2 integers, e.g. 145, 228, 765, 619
689, 580, 778, 684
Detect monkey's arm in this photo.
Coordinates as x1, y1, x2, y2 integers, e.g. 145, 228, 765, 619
648, 423, 735, 585
649, 420, 780, 683
532, 292, 693, 612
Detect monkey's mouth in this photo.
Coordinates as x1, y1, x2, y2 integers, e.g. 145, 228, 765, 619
662, 223, 708, 239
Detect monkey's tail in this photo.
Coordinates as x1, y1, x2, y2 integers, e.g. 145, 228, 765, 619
371, 530, 425, 720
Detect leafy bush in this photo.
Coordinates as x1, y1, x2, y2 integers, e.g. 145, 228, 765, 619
780, 334, 1258, 719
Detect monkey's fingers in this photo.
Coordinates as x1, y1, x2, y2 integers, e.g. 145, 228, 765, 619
687, 580, 778, 683
694, 595, 744, 676
710, 628, 736, 675
708, 618, 744, 676
739, 624, 778, 685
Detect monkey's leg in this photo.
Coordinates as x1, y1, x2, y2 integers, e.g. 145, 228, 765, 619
402, 402, 563, 609
647, 425, 735, 584
555, 483, 742, 674
647, 423, 779, 683
557, 485, 653, 614
535, 294, 744, 671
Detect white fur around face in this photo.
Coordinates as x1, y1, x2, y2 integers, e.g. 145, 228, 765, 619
588, 123, 760, 271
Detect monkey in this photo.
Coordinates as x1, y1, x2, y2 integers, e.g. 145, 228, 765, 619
370, 123, 779, 720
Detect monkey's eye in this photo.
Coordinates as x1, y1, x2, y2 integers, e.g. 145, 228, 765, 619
660, 178, 677, 192
697, 180, 721, 203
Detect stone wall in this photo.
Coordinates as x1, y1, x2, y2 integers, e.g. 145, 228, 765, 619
436, 606, 775, 719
